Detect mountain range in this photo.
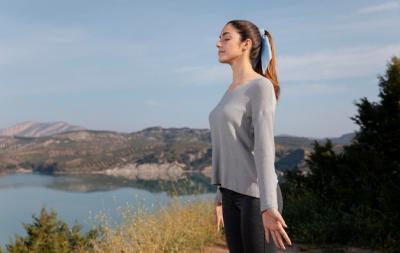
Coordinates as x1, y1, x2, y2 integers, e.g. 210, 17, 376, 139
0, 121, 356, 180
0, 121, 85, 137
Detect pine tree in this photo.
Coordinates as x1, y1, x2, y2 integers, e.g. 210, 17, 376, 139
343, 56, 400, 249
5, 207, 102, 253
351, 56, 400, 161
283, 55, 400, 251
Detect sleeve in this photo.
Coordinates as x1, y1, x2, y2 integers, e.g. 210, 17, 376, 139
215, 186, 222, 205
251, 81, 279, 213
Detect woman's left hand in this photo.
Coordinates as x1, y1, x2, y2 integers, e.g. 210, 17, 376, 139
214, 202, 224, 232
261, 208, 292, 250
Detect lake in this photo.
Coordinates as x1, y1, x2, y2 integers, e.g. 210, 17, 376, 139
0, 172, 215, 247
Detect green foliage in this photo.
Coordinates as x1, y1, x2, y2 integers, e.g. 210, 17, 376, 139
282, 56, 400, 252
4, 207, 103, 253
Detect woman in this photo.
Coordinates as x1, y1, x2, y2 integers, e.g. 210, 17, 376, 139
208, 19, 292, 252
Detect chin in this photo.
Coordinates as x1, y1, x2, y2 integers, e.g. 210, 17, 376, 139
218, 57, 229, 64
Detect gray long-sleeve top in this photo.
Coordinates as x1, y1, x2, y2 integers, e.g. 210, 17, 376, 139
208, 77, 281, 213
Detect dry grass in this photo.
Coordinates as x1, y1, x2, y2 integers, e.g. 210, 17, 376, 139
83, 197, 224, 253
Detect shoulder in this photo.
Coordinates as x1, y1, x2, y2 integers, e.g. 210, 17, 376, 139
250, 77, 275, 100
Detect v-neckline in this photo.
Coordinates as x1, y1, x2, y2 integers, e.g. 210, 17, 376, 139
224, 77, 264, 97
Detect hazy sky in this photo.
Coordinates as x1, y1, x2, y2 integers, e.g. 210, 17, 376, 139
0, 0, 399, 138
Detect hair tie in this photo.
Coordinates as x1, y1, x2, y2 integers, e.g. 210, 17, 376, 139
258, 27, 272, 74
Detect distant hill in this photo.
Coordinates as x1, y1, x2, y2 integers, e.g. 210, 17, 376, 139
0, 122, 357, 179
275, 132, 356, 147
0, 121, 85, 137
327, 132, 357, 145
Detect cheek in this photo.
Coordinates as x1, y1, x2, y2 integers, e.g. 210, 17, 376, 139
225, 46, 241, 57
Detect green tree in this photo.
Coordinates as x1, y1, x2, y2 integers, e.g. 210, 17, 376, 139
342, 55, 400, 249
283, 55, 400, 252
5, 207, 102, 253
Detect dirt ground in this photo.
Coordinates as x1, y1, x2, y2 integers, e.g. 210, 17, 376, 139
194, 238, 380, 253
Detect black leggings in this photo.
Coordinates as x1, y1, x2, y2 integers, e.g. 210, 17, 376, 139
220, 186, 283, 253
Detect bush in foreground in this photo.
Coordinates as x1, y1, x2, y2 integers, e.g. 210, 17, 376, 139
2, 207, 102, 253
90, 198, 221, 253
1, 198, 222, 253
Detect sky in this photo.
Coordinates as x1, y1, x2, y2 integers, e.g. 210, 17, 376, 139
0, 0, 399, 139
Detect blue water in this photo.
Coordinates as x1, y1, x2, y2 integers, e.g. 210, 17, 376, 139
0, 173, 213, 247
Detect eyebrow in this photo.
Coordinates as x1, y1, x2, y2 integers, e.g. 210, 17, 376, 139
219, 32, 231, 38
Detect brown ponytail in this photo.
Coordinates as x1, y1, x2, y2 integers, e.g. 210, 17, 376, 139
263, 30, 280, 101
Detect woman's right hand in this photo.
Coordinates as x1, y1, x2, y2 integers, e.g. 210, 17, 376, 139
261, 208, 292, 250
214, 202, 224, 232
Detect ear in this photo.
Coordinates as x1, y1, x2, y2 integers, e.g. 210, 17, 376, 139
245, 38, 253, 47
241, 38, 252, 51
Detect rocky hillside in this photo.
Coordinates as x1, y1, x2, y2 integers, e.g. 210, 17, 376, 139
0, 121, 85, 137
0, 124, 355, 179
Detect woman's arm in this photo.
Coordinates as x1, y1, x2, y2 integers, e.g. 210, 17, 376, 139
251, 81, 279, 213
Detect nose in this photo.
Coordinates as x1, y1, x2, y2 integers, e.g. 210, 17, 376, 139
216, 39, 222, 49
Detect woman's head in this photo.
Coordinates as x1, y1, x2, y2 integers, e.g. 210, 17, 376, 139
216, 19, 280, 100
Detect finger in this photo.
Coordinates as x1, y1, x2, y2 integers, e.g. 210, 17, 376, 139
276, 215, 288, 228
220, 207, 224, 227
275, 230, 286, 250
265, 228, 270, 244
278, 226, 292, 246
270, 229, 280, 249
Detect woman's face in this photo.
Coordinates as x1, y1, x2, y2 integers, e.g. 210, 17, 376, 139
216, 23, 250, 64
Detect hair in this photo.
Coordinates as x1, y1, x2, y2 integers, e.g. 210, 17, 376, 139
226, 19, 280, 100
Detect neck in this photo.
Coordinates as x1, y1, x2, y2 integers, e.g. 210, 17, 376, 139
230, 58, 258, 85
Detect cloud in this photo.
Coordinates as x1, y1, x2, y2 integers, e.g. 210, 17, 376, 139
173, 64, 230, 86
328, 16, 400, 31
0, 27, 148, 66
30, 28, 91, 44
0, 27, 90, 65
177, 44, 400, 86
0, 26, 152, 96
356, 1, 400, 15
145, 99, 160, 107
278, 44, 400, 82
0, 45, 34, 65
282, 83, 348, 97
